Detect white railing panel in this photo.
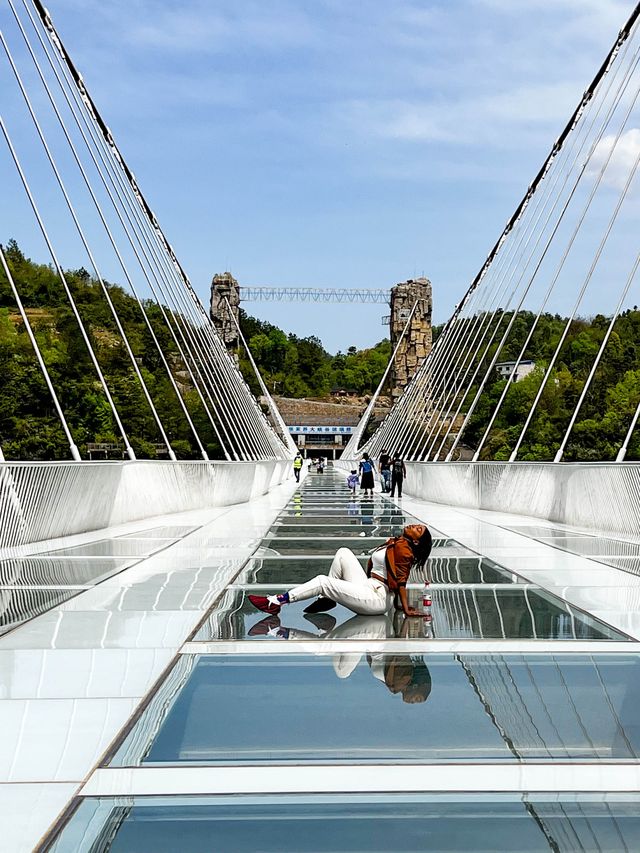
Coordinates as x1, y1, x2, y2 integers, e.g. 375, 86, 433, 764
399, 462, 640, 537
0, 460, 291, 551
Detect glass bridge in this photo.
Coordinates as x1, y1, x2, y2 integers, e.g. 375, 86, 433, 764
3, 468, 640, 851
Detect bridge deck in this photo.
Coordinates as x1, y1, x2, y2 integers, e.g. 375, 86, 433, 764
2, 470, 640, 849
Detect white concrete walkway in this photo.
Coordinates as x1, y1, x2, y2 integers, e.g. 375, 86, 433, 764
2, 472, 640, 850
0, 476, 299, 853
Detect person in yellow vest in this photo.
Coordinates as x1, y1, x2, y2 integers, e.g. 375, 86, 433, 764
292, 453, 303, 483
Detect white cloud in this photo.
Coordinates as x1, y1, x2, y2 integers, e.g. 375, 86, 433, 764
337, 81, 584, 149
588, 128, 640, 189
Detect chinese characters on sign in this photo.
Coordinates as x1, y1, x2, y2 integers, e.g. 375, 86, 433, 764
288, 426, 354, 434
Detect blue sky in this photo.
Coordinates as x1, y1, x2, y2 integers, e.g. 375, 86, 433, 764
2, 0, 637, 351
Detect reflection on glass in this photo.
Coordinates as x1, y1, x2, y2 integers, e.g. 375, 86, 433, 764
111, 653, 640, 766
257, 537, 389, 555
194, 585, 624, 641
0, 556, 132, 586
0, 586, 76, 636
51, 793, 640, 853
246, 611, 434, 644
281, 507, 410, 517
426, 587, 625, 640
238, 556, 369, 585
41, 539, 165, 558
239, 556, 516, 586
278, 514, 427, 523
428, 557, 517, 584
270, 523, 414, 537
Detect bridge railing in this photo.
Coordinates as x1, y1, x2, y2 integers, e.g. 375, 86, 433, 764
0, 460, 291, 552
402, 462, 640, 537
336, 459, 640, 539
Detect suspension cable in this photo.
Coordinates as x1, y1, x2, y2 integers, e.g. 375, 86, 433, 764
0, 114, 136, 459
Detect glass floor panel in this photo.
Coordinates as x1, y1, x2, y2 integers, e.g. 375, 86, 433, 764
257, 537, 465, 556
268, 522, 449, 538
0, 586, 77, 636
269, 524, 391, 537
280, 514, 425, 526
236, 555, 369, 584
112, 653, 640, 765
425, 587, 624, 640
193, 586, 624, 642
257, 537, 393, 555
283, 508, 392, 517
40, 539, 170, 558
195, 594, 401, 641
0, 556, 134, 586
280, 508, 404, 516
293, 496, 361, 500
274, 512, 422, 525
49, 793, 640, 853
287, 496, 417, 507
236, 556, 520, 586
298, 487, 362, 492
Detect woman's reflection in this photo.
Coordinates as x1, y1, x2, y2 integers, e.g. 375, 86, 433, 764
250, 611, 432, 703
377, 654, 432, 704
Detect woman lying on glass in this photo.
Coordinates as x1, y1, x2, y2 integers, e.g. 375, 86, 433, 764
249, 524, 432, 618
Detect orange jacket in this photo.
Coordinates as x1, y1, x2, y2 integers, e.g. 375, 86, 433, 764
368, 535, 415, 592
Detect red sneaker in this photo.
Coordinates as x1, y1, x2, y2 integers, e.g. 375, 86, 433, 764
248, 594, 281, 615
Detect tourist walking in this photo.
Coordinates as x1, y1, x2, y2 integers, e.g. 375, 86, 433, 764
378, 450, 391, 493
249, 523, 432, 618
359, 453, 375, 496
293, 453, 303, 482
346, 469, 359, 496
390, 452, 406, 498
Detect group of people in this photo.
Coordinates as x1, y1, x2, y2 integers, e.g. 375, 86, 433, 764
293, 451, 406, 495
347, 451, 406, 497
293, 454, 327, 482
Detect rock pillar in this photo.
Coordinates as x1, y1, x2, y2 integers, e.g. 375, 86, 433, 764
210, 272, 241, 352
389, 277, 432, 399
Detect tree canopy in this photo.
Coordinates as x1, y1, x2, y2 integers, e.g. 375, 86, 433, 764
2, 240, 638, 462
0, 241, 391, 460
459, 309, 640, 461
238, 309, 391, 399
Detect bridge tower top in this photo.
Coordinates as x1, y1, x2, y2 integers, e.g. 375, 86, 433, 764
389, 277, 433, 399
210, 272, 241, 351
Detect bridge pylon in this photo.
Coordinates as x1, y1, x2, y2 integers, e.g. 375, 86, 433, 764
210, 272, 241, 354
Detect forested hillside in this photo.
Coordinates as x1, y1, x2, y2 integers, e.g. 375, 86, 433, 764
0, 241, 390, 459
0, 240, 221, 459
237, 311, 391, 399
2, 240, 639, 461
461, 310, 640, 461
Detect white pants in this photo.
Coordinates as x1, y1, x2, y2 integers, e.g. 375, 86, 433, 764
288, 547, 393, 616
